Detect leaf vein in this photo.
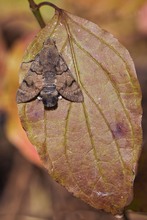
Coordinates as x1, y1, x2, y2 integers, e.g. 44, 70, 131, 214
66, 14, 138, 93
44, 109, 53, 170
82, 103, 108, 184
62, 16, 125, 183
72, 38, 135, 159
62, 15, 128, 175
63, 102, 91, 198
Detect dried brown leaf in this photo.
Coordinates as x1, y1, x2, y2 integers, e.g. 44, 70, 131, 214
17, 9, 142, 215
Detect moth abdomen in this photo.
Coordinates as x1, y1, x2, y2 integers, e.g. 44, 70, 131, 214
40, 86, 58, 108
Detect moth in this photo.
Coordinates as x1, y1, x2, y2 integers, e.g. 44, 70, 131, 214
16, 38, 84, 108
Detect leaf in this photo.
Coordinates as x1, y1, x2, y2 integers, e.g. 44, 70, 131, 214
17, 8, 142, 215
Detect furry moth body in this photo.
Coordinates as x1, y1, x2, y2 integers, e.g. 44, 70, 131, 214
16, 38, 84, 108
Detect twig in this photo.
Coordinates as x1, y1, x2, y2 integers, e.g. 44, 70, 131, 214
28, 0, 61, 28
28, 0, 46, 28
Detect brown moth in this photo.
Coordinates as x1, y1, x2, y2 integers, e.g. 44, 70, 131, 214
16, 38, 84, 108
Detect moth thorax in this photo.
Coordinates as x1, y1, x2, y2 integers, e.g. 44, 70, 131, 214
43, 71, 56, 85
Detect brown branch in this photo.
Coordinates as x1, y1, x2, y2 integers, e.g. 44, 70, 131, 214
28, 0, 61, 28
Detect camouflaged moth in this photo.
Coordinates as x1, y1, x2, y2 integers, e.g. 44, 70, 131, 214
16, 38, 84, 108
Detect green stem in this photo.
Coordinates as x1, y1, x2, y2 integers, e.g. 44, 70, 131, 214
28, 0, 61, 28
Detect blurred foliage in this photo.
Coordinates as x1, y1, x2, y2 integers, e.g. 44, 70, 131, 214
63, 0, 147, 67
0, 0, 147, 219
0, 0, 63, 23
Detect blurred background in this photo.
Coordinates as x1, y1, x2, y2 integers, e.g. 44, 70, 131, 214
0, 0, 147, 219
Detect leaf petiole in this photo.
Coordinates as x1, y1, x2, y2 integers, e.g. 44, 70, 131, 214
37, 1, 61, 12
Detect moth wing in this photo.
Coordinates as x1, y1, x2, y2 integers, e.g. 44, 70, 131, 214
56, 70, 84, 103
16, 70, 43, 103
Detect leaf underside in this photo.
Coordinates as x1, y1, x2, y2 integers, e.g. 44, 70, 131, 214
17, 10, 142, 215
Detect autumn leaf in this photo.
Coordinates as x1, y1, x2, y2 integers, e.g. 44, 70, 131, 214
17, 8, 142, 215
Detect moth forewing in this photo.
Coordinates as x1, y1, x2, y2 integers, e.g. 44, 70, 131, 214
16, 70, 43, 103
56, 71, 84, 103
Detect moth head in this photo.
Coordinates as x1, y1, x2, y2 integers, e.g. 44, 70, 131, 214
43, 38, 56, 47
